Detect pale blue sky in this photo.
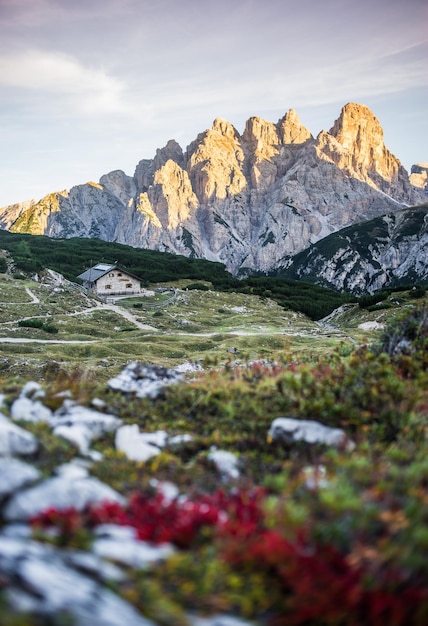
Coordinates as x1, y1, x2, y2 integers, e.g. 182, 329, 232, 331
0, 0, 427, 206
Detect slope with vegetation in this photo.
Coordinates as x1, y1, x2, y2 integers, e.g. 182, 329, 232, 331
0, 242, 427, 625
0, 230, 350, 320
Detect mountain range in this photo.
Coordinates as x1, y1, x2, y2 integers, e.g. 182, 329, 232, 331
1, 102, 427, 293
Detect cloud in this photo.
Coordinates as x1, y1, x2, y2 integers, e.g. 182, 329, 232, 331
0, 49, 128, 114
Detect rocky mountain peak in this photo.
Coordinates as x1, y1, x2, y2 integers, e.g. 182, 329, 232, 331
211, 117, 240, 139
277, 109, 313, 144
319, 102, 418, 203
242, 116, 280, 150
134, 140, 184, 192
1, 101, 426, 278
329, 102, 383, 153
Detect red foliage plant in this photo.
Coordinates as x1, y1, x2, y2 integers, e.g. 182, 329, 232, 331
30, 488, 428, 625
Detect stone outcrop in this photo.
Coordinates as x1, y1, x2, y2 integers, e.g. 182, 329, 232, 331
284, 204, 428, 293
0, 103, 425, 276
410, 163, 428, 194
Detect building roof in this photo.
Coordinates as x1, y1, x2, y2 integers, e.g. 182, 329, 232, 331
77, 263, 116, 282
77, 264, 142, 283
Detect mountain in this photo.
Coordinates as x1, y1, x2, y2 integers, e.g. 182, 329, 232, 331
0, 103, 425, 276
282, 203, 428, 294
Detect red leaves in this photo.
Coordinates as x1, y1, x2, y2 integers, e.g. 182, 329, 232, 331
30, 506, 83, 536
30, 488, 428, 625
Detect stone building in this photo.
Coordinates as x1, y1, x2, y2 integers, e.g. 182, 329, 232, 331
77, 263, 142, 297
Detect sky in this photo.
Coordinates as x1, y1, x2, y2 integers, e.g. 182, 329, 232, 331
0, 0, 427, 207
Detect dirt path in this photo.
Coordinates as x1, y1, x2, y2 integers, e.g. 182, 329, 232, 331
0, 338, 97, 344
68, 304, 157, 331
25, 288, 40, 304
0, 288, 41, 306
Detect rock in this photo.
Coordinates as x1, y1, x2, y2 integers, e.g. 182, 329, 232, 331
107, 361, 183, 398
55, 461, 90, 480
174, 361, 203, 374
19, 381, 45, 400
91, 397, 107, 410
51, 404, 122, 454
188, 615, 256, 626
0, 413, 39, 457
167, 433, 193, 447
93, 536, 175, 569
207, 448, 240, 480
0, 536, 154, 626
10, 396, 53, 423
62, 550, 125, 583
358, 321, 384, 330
4, 475, 125, 521
52, 404, 122, 437
115, 424, 162, 462
148, 479, 180, 502
0, 458, 40, 499
52, 423, 93, 454
410, 163, 428, 193
268, 417, 354, 450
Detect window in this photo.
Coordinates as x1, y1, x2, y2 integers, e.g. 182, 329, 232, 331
117, 273, 122, 277
105, 284, 112, 289
126, 283, 132, 288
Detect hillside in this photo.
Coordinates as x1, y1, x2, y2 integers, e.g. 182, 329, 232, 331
0, 230, 350, 320
0, 267, 428, 625
281, 203, 428, 294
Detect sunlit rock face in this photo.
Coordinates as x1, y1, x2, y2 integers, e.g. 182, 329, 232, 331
1, 103, 425, 275
410, 163, 428, 194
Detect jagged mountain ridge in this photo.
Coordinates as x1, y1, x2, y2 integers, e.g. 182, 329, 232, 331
0, 103, 425, 276
282, 203, 428, 294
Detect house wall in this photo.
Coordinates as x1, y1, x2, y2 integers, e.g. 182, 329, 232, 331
96, 270, 141, 295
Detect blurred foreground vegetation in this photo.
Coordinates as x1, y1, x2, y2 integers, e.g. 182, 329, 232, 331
1, 301, 428, 625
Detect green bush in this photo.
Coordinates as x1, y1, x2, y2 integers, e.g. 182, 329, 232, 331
43, 323, 59, 334
18, 318, 59, 334
18, 318, 44, 329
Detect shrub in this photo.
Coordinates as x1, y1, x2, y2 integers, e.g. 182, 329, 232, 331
18, 319, 59, 334
18, 318, 44, 329
43, 323, 59, 334
377, 306, 428, 369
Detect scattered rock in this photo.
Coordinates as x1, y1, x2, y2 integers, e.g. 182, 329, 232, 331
149, 479, 180, 502
20, 381, 45, 400
268, 417, 354, 450
91, 397, 107, 410
358, 321, 384, 330
93, 535, 175, 569
174, 360, 203, 374
0, 535, 154, 626
51, 404, 122, 455
4, 475, 125, 521
10, 396, 53, 423
0, 458, 40, 499
188, 615, 256, 626
167, 433, 193, 447
115, 424, 162, 462
207, 448, 240, 480
107, 361, 183, 398
55, 461, 90, 480
0, 414, 39, 457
